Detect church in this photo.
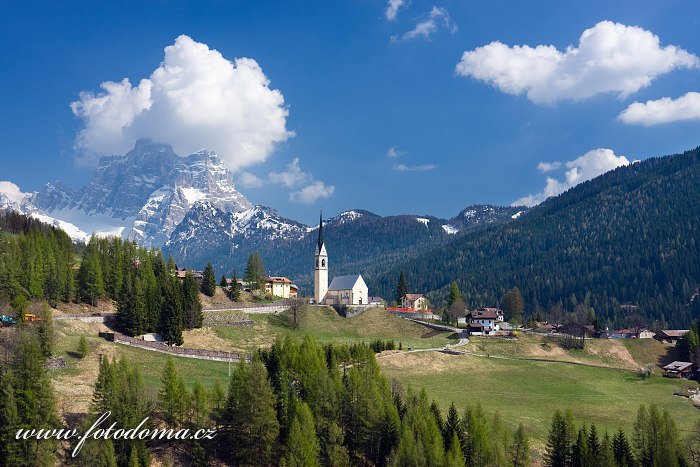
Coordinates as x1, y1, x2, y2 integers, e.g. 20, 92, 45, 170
314, 213, 369, 306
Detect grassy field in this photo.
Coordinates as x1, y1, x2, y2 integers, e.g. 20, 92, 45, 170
200, 306, 457, 352
50, 306, 454, 413
379, 351, 699, 444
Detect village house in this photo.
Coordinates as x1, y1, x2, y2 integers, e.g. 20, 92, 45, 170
401, 293, 429, 310
175, 267, 203, 284
467, 308, 504, 336
290, 284, 299, 298
655, 330, 689, 344
265, 276, 293, 298
610, 328, 655, 339
663, 361, 695, 378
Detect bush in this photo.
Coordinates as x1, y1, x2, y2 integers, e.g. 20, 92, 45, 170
251, 289, 266, 301
637, 363, 654, 379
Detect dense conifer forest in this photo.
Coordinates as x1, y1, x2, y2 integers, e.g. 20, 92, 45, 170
375, 147, 700, 328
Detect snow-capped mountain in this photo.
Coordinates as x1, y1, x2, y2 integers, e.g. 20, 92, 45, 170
27, 139, 252, 246
1, 139, 525, 290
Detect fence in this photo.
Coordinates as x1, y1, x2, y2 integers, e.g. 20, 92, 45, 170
101, 331, 251, 363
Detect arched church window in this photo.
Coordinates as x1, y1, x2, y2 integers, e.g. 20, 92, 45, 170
315, 259, 318, 268
322, 259, 326, 267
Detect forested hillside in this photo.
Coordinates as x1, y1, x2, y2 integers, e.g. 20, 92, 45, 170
373, 146, 700, 328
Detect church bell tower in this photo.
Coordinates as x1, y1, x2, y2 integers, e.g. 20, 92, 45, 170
314, 211, 328, 304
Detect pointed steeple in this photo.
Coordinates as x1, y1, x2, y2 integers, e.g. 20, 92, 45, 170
317, 210, 324, 252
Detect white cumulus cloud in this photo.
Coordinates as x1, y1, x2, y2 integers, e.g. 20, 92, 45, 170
513, 148, 630, 207
268, 158, 312, 188
392, 6, 457, 42
290, 181, 335, 204
537, 161, 562, 172
71, 35, 293, 169
237, 172, 264, 189
386, 0, 406, 21
386, 145, 406, 158
619, 91, 700, 125
456, 21, 699, 104
0, 181, 28, 204
393, 163, 436, 172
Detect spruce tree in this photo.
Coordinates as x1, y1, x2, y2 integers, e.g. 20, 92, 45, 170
545, 409, 570, 467
447, 281, 462, 308
443, 402, 463, 452
244, 252, 266, 291
220, 273, 228, 289
36, 301, 54, 358
396, 271, 408, 304
229, 272, 241, 301
201, 262, 217, 297
183, 271, 204, 329
159, 273, 184, 346
612, 428, 633, 466
78, 238, 105, 306
77, 335, 89, 359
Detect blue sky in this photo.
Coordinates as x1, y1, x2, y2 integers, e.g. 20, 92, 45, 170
1, 0, 699, 225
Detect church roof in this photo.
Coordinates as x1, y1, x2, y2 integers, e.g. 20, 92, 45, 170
328, 274, 363, 291
317, 210, 324, 252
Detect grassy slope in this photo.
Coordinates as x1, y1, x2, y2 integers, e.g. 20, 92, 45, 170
51, 307, 454, 413
206, 306, 456, 352
379, 335, 700, 460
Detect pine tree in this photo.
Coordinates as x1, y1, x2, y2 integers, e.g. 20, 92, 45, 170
282, 401, 321, 467
396, 271, 408, 303
220, 273, 228, 289
201, 262, 217, 297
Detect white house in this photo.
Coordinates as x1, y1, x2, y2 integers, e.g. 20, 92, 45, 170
265, 276, 293, 298
401, 293, 429, 310
324, 274, 369, 306
467, 308, 504, 335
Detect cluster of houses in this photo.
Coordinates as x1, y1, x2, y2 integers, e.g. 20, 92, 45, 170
532, 321, 689, 344
175, 267, 299, 299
